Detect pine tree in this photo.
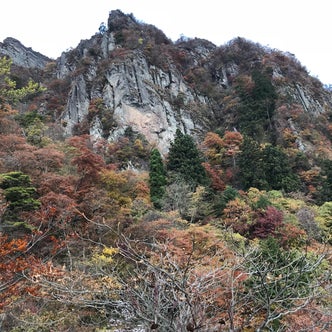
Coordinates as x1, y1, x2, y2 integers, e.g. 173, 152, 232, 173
0, 171, 40, 216
238, 138, 300, 192
0, 56, 45, 106
236, 69, 277, 142
149, 148, 167, 208
318, 159, 332, 203
167, 129, 208, 187
238, 136, 267, 190
261, 144, 300, 192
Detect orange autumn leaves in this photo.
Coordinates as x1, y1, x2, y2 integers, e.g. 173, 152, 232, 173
202, 131, 243, 190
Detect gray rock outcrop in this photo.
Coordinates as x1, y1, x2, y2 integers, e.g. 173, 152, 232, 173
57, 12, 214, 154
0, 37, 51, 69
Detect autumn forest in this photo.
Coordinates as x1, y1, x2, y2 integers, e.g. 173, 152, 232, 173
0, 11, 332, 332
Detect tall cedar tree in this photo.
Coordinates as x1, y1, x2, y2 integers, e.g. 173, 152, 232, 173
167, 129, 208, 187
0, 171, 40, 213
237, 69, 277, 142
319, 159, 332, 203
261, 144, 300, 192
238, 137, 300, 192
237, 136, 267, 190
149, 148, 166, 208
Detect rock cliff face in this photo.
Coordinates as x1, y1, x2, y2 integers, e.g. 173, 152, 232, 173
61, 52, 209, 154
53, 10, 332, 156
56, 12, 214, 154
0, 37, 51, 69
3, 10, 332, 159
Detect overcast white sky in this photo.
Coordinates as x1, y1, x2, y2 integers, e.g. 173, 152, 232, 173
0, 0, 331, 84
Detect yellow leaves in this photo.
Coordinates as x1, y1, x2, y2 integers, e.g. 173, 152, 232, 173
247, 187, 265, 201
188, 185, 208, 222
315, 202, 332, 242
101, 169, 127, 189
202, 132, 224, 164
0, 56, 11, 76
101, 169, 152, 218
103, 246, 119, 256
134, 138, 144, 151
91, 246, 119, 265
299, 168, 320, 183
224, 197, 251, 220
202, 131, 243, 167
282, 127, 297, 146
0, 56, 46, 105
269, 194, 305, 213
100, 168, 132, 211
99, 275, 121, 291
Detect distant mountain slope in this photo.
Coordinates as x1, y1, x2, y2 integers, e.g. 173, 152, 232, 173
2, 10, 332, 160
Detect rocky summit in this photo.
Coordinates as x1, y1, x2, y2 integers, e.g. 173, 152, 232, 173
2, 9, 332, 158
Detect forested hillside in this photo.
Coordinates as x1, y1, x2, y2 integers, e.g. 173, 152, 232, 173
0, 10, 331, 331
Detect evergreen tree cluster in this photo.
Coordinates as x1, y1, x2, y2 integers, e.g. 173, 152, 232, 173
0, 171, 40, 226
149, 129, 208, 209
236, 69, 277, 142
238, 136, 300, 192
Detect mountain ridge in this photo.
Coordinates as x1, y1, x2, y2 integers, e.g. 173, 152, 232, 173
1, 9, 332, 159
0, 37, 51, 68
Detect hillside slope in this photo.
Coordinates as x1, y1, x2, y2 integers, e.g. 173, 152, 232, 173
0, 9, 331, 332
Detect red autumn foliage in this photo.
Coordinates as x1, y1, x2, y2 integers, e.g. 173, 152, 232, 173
0, 234, 41, 309
67, 135, 106, 189
33, 146, 65, 174
0, 134, 36, 173
202, 162, 225, 191
38, 192, 78, 227
250, 206, 283, 239
37, 173, 77, 197
277, 222, 307, 249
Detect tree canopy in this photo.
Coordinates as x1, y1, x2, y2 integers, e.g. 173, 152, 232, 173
167, 129, 208, 187
0, 57, 45, 108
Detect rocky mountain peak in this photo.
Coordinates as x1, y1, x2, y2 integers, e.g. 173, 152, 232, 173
107, 9, 140, 33
2, 10, 332, 163
0, 37, 51, 69
47, 10, 332, 159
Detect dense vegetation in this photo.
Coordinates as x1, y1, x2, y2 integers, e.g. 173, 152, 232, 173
0, 13, 331, 331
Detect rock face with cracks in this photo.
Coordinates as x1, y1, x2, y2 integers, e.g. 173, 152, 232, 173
60, 49, 206, 155
57, 11, 212, 154
0, 37, 51, 69
2, 9, 332, 158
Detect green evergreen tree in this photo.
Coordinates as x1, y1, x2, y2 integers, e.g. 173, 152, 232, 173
319, 159, 332, 203
167, 129, 208, 187
238, 138, 299, 192
237, 69, 277, 142
149, 148, 167, 208
0, 171, 40, 217
0, 171, 31, 189
238, 136, 267, 190
261, 144, 300, 192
